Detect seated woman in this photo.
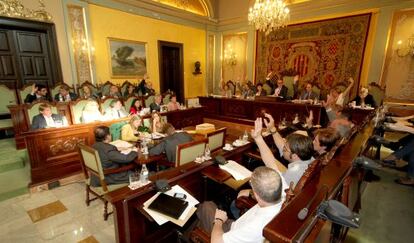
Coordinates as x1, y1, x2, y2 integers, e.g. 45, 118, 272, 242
121, 115, 149, 142
151, 112, 165, 133
104, 99, 128, 120
81, 85, 99, 100
221, 84, 232, 97
352, 87, 376, 107
81, 101, 105, 123
167, 94, 180, 111
123, 83, 135, 98
255, 83, 266, 96
129, 98, 143, 115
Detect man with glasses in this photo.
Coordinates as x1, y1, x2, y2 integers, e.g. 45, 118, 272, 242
196, 167, 284, 243
251, 113, 314, 188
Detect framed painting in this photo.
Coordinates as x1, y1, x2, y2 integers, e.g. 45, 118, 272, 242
108, 38, 147, 78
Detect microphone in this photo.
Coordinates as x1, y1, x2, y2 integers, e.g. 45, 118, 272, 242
297, 185, 328, 220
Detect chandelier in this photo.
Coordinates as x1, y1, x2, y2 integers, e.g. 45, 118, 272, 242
248, 0, 290, 35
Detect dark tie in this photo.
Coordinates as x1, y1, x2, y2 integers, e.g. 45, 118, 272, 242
117, 110, 120, 118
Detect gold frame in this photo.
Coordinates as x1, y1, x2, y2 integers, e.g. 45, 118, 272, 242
107, 37, 148, 79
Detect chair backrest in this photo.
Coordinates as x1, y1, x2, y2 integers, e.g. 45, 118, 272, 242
51, 83, 74, 99
124, 96, 139, 113
312, 85, 321, 99
0, 85, 17, 114
26, 101, 58, 125
368, 82, 385, 106
206, 127, 227, 152
70, 99, 97, 124
145, 95, 155, 108
110, 121, 128, 141
163, 93, 171, 105
186, 97, 200, 108
100, 97, 115, 113
226, 81, 235, 95
100, 81, 115, 96
121, 80, 134, 95
19, 84, 35, 103
262, 83, 272, 95
78, 144, 108, 191
283, 76, 295, 98
175, 139, 207, 167
78, 81, 99, 97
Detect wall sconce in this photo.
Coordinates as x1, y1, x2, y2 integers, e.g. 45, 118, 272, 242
224, 44, 237, 66
396, 35, 414, 57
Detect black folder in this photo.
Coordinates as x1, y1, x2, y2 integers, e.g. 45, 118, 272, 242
148, 193, 189, 219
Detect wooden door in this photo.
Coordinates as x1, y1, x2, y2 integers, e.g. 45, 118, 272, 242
14, 30, 53, 88
158, 41, 184, 103
0, 17, 62, 96
0, 29, 19, 89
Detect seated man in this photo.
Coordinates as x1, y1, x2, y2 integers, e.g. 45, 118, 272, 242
91, 126, 138, 186
351, 87, 376, 107
313, 128, 340, 156
167, 94, 180, 111
108, 84, 122, 98
329, 110, 354, 138
252, 114, 314, 187
24, 83, 52, 103
148, 123, 193, 163
150, 94, 162, 112
300, 82, 318, 100
272, 78, 288, 98
196, 166, 283, 243
104, 99, 128, 120
54, 85, 78, 102
31, 103, 68, 130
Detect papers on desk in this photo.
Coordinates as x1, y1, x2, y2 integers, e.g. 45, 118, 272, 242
219, 160, 252, 181
143, 185, 199, 226
110, 140, 136, 154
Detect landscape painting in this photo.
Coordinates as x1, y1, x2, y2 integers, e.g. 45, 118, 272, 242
108, 38, 147, 77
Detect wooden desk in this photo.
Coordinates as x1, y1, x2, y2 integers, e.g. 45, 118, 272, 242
199, 96, 325, 126
106, 113, 374, 243
23, 107, 204, 186
105, 143, 253, 243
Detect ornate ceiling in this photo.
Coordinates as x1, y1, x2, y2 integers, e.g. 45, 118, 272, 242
152, 0, 210, 16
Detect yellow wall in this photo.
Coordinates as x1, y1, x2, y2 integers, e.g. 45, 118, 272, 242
88, 4, 206, 98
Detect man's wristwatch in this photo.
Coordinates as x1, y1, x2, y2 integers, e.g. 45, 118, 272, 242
269, 127, 277, 134
214, 218, 224, 224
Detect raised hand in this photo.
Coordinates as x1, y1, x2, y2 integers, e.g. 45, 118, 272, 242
306, 110, 313, 127
251, 118, 263, 139
214, 209, 228, 222
263, 113, 275, 130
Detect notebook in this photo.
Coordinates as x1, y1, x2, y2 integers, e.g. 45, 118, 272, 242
148, 193, 189, 219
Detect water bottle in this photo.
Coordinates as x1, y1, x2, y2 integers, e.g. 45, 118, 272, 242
140, 164, 149, 184
204, 144, 211, 158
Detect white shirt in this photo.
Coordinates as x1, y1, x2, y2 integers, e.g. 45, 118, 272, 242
274, 87, 281, 96
283, 157, 314, 188
222, 202, 283, 243
44, 115, 56, 128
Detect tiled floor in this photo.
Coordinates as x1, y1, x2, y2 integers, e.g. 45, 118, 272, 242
0, 182, 115, 243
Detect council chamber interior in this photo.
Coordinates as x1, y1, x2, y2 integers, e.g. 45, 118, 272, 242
0, 0, 413, 243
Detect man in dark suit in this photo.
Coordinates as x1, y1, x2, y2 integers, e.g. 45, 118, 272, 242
150, 94, 162, 112
91, 126, 138, 187
272, 78, 288, 98
54, 85, 78, 102
300, 82, 318, 100
31, 103, 68, 130
24, 83, 52, 103
149, 123, 193, 163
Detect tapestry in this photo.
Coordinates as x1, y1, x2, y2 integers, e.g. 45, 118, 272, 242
255, 13, 371, 93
